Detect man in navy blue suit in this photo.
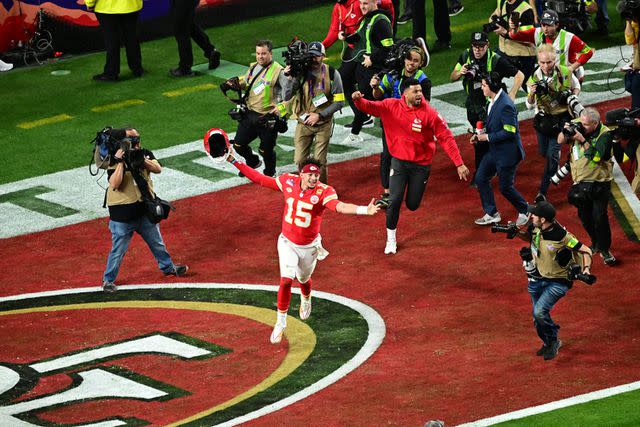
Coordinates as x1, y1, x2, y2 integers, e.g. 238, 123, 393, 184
473, 72, 529, 226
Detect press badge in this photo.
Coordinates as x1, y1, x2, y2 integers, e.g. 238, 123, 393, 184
253, 82, 266, 95
312, 93, 328, 107
572, 143, 581, 160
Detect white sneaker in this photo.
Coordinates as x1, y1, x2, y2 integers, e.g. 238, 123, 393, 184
474, 212, 501, 225
415, 37, 430, 68
384, 239, 397, 254
516, 212, 530, 226
0, 59, 13, 72
270, 322, 286, 344
341, 133, 363, 145
299, 296, 312, 320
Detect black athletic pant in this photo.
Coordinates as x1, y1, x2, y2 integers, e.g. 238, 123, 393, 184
575, 181, 612, 252
386, 157, 431, 229
412, 0, 451, 43
95, 12, 142, 77
339, 49, 360, 127
232, 111, 277, 176
171, 0, 215, 71
380, 123, 392, 190
351, 64, 377, 135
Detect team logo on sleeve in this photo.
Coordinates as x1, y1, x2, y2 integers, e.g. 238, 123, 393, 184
0, 284, 384, 426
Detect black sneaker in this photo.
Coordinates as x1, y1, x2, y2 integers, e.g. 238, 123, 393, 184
543, 339, 562, 360
208, 49, 221, 70
536, 343, 548, 356
102, 281, 117, 293
432, 40, 451, 51
448, 4, 464, 16
534, 193, 547, 203
600, 250, 617, 266
165, 265, 189, 277
92, 73, 118, 82
397, 13, 412, 24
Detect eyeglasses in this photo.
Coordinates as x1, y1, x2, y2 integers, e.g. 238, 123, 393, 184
472, 44, 488, 49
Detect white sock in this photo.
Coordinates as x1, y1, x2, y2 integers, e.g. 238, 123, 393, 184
386, 228, 397, 242
276, 310, 287, 326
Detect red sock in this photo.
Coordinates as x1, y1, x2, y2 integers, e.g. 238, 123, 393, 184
277, 277, 293, 312
299, 278, 312, 298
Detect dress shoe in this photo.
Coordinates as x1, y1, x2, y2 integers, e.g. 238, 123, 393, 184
209, 49, 221, 69
92, 73, 118, 82
132, 68, 144, 77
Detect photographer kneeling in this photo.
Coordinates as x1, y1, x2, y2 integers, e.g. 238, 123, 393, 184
282, 41, 345, 183
558, 107, 617, 265
514, 201, 593, 360
102, 128, 187, 292
527, 44, 581, 202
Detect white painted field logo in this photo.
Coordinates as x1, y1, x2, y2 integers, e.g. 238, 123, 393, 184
0, 284, 385, 426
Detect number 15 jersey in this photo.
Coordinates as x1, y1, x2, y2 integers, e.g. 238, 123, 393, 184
275, 173, 339, 245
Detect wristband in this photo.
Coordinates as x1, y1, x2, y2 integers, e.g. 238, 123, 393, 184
356, 206, 368, 215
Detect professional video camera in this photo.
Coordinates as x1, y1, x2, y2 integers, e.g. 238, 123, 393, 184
544, 0, 590, 33
90, 128, 145, 172
567, 263, 597, 284
561, 121, 585, 137
605, 107, 640, 140
282, 38, 314, 78
382, 38, 421, 78
491, 222, 519, 239
617, 0, 640, 20
483, 15, 509, 33
551, 162, 571, 185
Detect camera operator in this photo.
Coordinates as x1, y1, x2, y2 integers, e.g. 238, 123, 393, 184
370, 43, 431, 206
340, 0, 394, 145
451, 32, 524, 183
489, 0, 537, 88
527, 44, 581, 201
221, 40, 289, 177
509, 10, 594, 81
558, 107, 617, 265
102, 128, 187, 292
282, 42, 345, 183
623, 4, 640, 108
514, 200, 593, 360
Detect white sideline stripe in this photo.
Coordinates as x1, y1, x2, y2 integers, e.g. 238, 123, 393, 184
456, 380, 640, 427
0, 283, 386, 427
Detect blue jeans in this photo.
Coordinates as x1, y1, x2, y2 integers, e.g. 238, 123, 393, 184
527, 279, 569, 345
536, 130, 561, 196
103, 217, 175, 283
476, 152, 528, 216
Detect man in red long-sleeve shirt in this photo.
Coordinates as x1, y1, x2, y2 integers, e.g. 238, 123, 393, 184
353, 78, 470, 254
508, 10, 593, 79
225, 153, 379, 344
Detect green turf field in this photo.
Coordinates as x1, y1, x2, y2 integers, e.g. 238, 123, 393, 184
1, 2, 638, 424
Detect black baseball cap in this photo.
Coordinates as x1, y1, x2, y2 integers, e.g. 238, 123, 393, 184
471, 32, 489, 45
308, 41, 326, 57
528, 201, 556, 220
540, 10, 559, 25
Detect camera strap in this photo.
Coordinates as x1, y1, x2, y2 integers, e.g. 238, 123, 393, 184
124, 159, 154, 202
243, 63, 271, 104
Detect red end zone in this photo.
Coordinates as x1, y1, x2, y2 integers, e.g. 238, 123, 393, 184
0, 98, 639, 426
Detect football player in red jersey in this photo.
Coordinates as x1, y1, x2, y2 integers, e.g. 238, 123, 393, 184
226, 153, 380, 343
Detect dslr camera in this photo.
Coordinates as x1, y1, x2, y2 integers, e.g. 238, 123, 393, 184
464, 62, 482, 80
483, 15, 509, 33
550, 162, 571, 185
567, 263, 597, 285
534, 79, 550, 96
283, 39, 314, 78
491, 222, 519, 239
562, 121, 585, 137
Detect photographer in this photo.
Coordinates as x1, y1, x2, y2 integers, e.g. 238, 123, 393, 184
489, 0, 537, 88
102, 128, 187, 292
340, 0, 394, 144
515, 201, 593, 360
527, 44, 581, 201
371, 43, 431, 206
451, 32, 524, 183
509, 10, 594, 81
221, 40, 289, 177
558, 107, 617, 265
282, 42, 345, 183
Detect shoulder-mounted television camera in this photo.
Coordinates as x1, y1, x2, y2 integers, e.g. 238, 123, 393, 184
382, 38, 423, 78
605, 107, 640, 140
617, 0, 640, 20
544, 0, 590, 33
283, 38, 314, 78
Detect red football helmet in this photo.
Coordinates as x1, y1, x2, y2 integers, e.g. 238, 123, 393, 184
203, 128, 231, 163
